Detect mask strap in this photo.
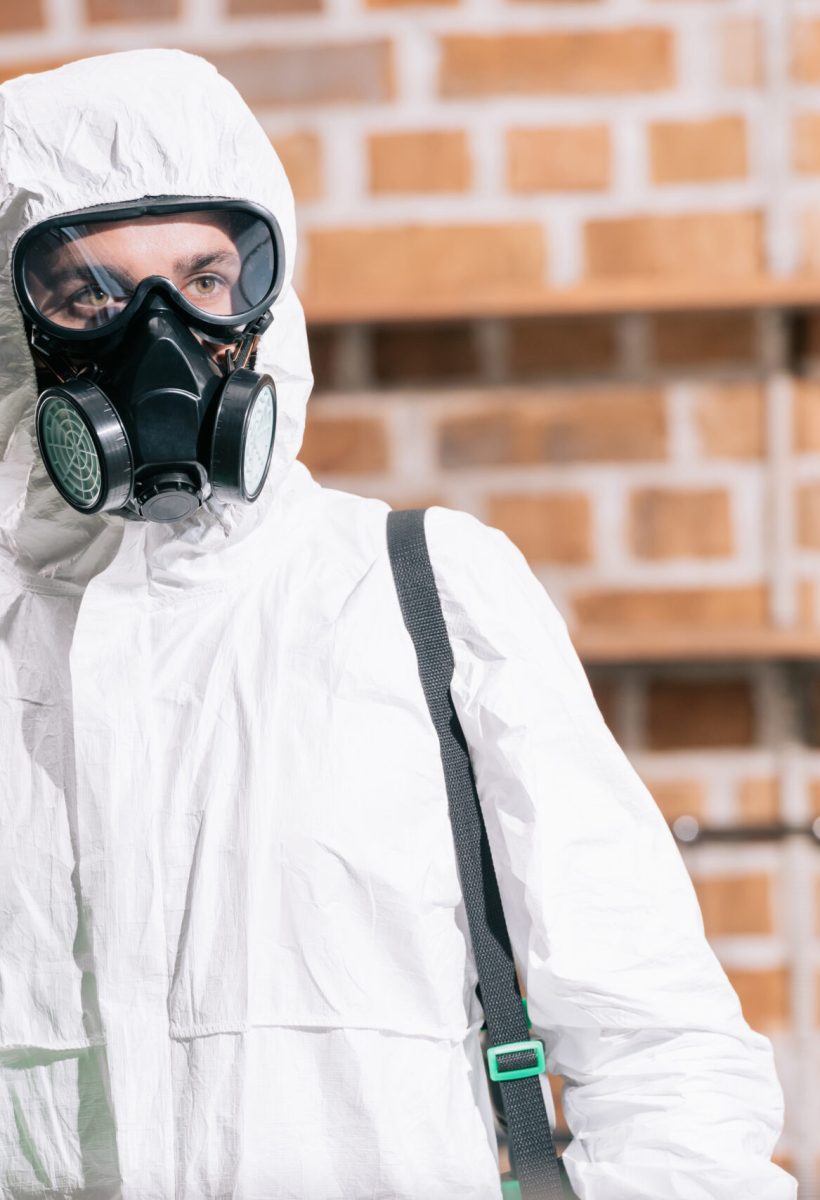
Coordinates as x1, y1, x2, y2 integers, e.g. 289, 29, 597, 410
232, 309, 273, 372
29, 325, 80, 386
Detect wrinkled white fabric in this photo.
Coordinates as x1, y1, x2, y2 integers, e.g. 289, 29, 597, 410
0, 48, 794, 1200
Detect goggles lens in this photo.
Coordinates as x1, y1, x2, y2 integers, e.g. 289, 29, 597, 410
20, 207, 277, 332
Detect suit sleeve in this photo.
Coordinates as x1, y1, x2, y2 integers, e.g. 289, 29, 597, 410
424, 505, 795, 1200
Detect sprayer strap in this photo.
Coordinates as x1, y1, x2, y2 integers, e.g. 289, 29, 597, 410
386, 507, 564, 1200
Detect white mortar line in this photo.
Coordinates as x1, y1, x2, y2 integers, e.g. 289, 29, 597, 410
762, 0, 797, 277
591, 474, 625, 575
41, 0, 82, 37
761, 313, 798, 629
546, 208, 581, 289
792, 453, 820, 478
617, 670, 644, 750
474, 320, 508, 385
617, 314, 650, 377
180, 0, 221, 30
610, 113, 647, 207
778, 744, 818, 1198
386, 394, 438, 484
665, 381, 700, 464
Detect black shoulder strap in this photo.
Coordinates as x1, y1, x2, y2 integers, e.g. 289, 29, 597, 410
386, 507, 564, 1200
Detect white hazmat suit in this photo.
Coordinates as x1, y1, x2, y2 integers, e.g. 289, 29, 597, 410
0, 49, 795, 1200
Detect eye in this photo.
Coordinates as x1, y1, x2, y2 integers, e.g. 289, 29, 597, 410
74, 285, 113, 309
189, 275, 223, 297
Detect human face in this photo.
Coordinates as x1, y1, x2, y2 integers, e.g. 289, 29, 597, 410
26, 213, 244, 332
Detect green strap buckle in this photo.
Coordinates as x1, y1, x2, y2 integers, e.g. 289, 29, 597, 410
487, 1038, 546, 1082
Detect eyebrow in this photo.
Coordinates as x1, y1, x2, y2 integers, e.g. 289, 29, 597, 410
41, 250, 238, 292
173, 250, 240, 274
44, 262, 137, 293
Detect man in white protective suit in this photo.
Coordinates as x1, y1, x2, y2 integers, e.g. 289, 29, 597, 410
0, 48, 796, 1200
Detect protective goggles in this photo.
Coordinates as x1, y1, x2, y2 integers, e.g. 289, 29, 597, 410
12, 196, 285, 340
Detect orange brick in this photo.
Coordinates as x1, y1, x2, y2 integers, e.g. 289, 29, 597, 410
438, 387, 666, 467
211, 42, 393, 107
695, 383, 766, 459
487, 492, 593, 564
794, 113, 820, 175
693, 874, 774, 937
792, 20, 820, 84
585, 212, 764, 281
0, 56, 87, 83
383, 493, 448, 512
439, 27, 676, 97
651, 312, 756, 368
795, 381, 820, 451
798, 578, 819, 627
720, 17, 763, 88
572, 584, 769, 630
272, 132, 323, 202
810, 779, 820, 818
299, 414, 389, 474
629, 487, 733, 560
738, 777, 781, 825
797, 483, 820, 549
507, 125, 610, 193
642, 778, 706, 823
726, 967, 790, 1032
507, 316, 619, 377
647, 680, 756, 750
373, 323, 479, 384
797, 210, 820, 276
649, 116, 748, 184
368, 130, 471, 195
0, 0, 45, 30
305, 225, 545, 310
773, 1153, 796, 1178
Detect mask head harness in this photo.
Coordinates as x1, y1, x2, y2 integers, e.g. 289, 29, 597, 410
12, 195, 285, 523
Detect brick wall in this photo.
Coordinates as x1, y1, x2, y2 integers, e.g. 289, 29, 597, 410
1, 0, 819, 1192
3, 0, 820, 307
305, 313, 820, 636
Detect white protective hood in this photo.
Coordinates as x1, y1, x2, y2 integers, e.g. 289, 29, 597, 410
0, 47, 312, 593
0, 49, 796, 1200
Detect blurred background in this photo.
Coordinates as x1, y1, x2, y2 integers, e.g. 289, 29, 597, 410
2, 0, 819, 1192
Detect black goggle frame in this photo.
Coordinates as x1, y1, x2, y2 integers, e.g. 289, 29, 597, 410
11, 194, 286, 345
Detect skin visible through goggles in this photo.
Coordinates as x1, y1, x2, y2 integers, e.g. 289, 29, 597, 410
25, 212, 258, 331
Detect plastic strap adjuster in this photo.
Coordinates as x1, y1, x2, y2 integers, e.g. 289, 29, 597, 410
486, 1038, 546, 1082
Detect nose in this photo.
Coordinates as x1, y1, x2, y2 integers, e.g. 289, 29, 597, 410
191, 330, 238, 367
211, 342, 236, 367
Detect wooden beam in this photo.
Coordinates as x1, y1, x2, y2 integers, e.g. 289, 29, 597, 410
303, 275, 820, 326
572, 626, 820, 664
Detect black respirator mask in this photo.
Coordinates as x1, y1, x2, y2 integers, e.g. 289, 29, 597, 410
12, 196, 285, 523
